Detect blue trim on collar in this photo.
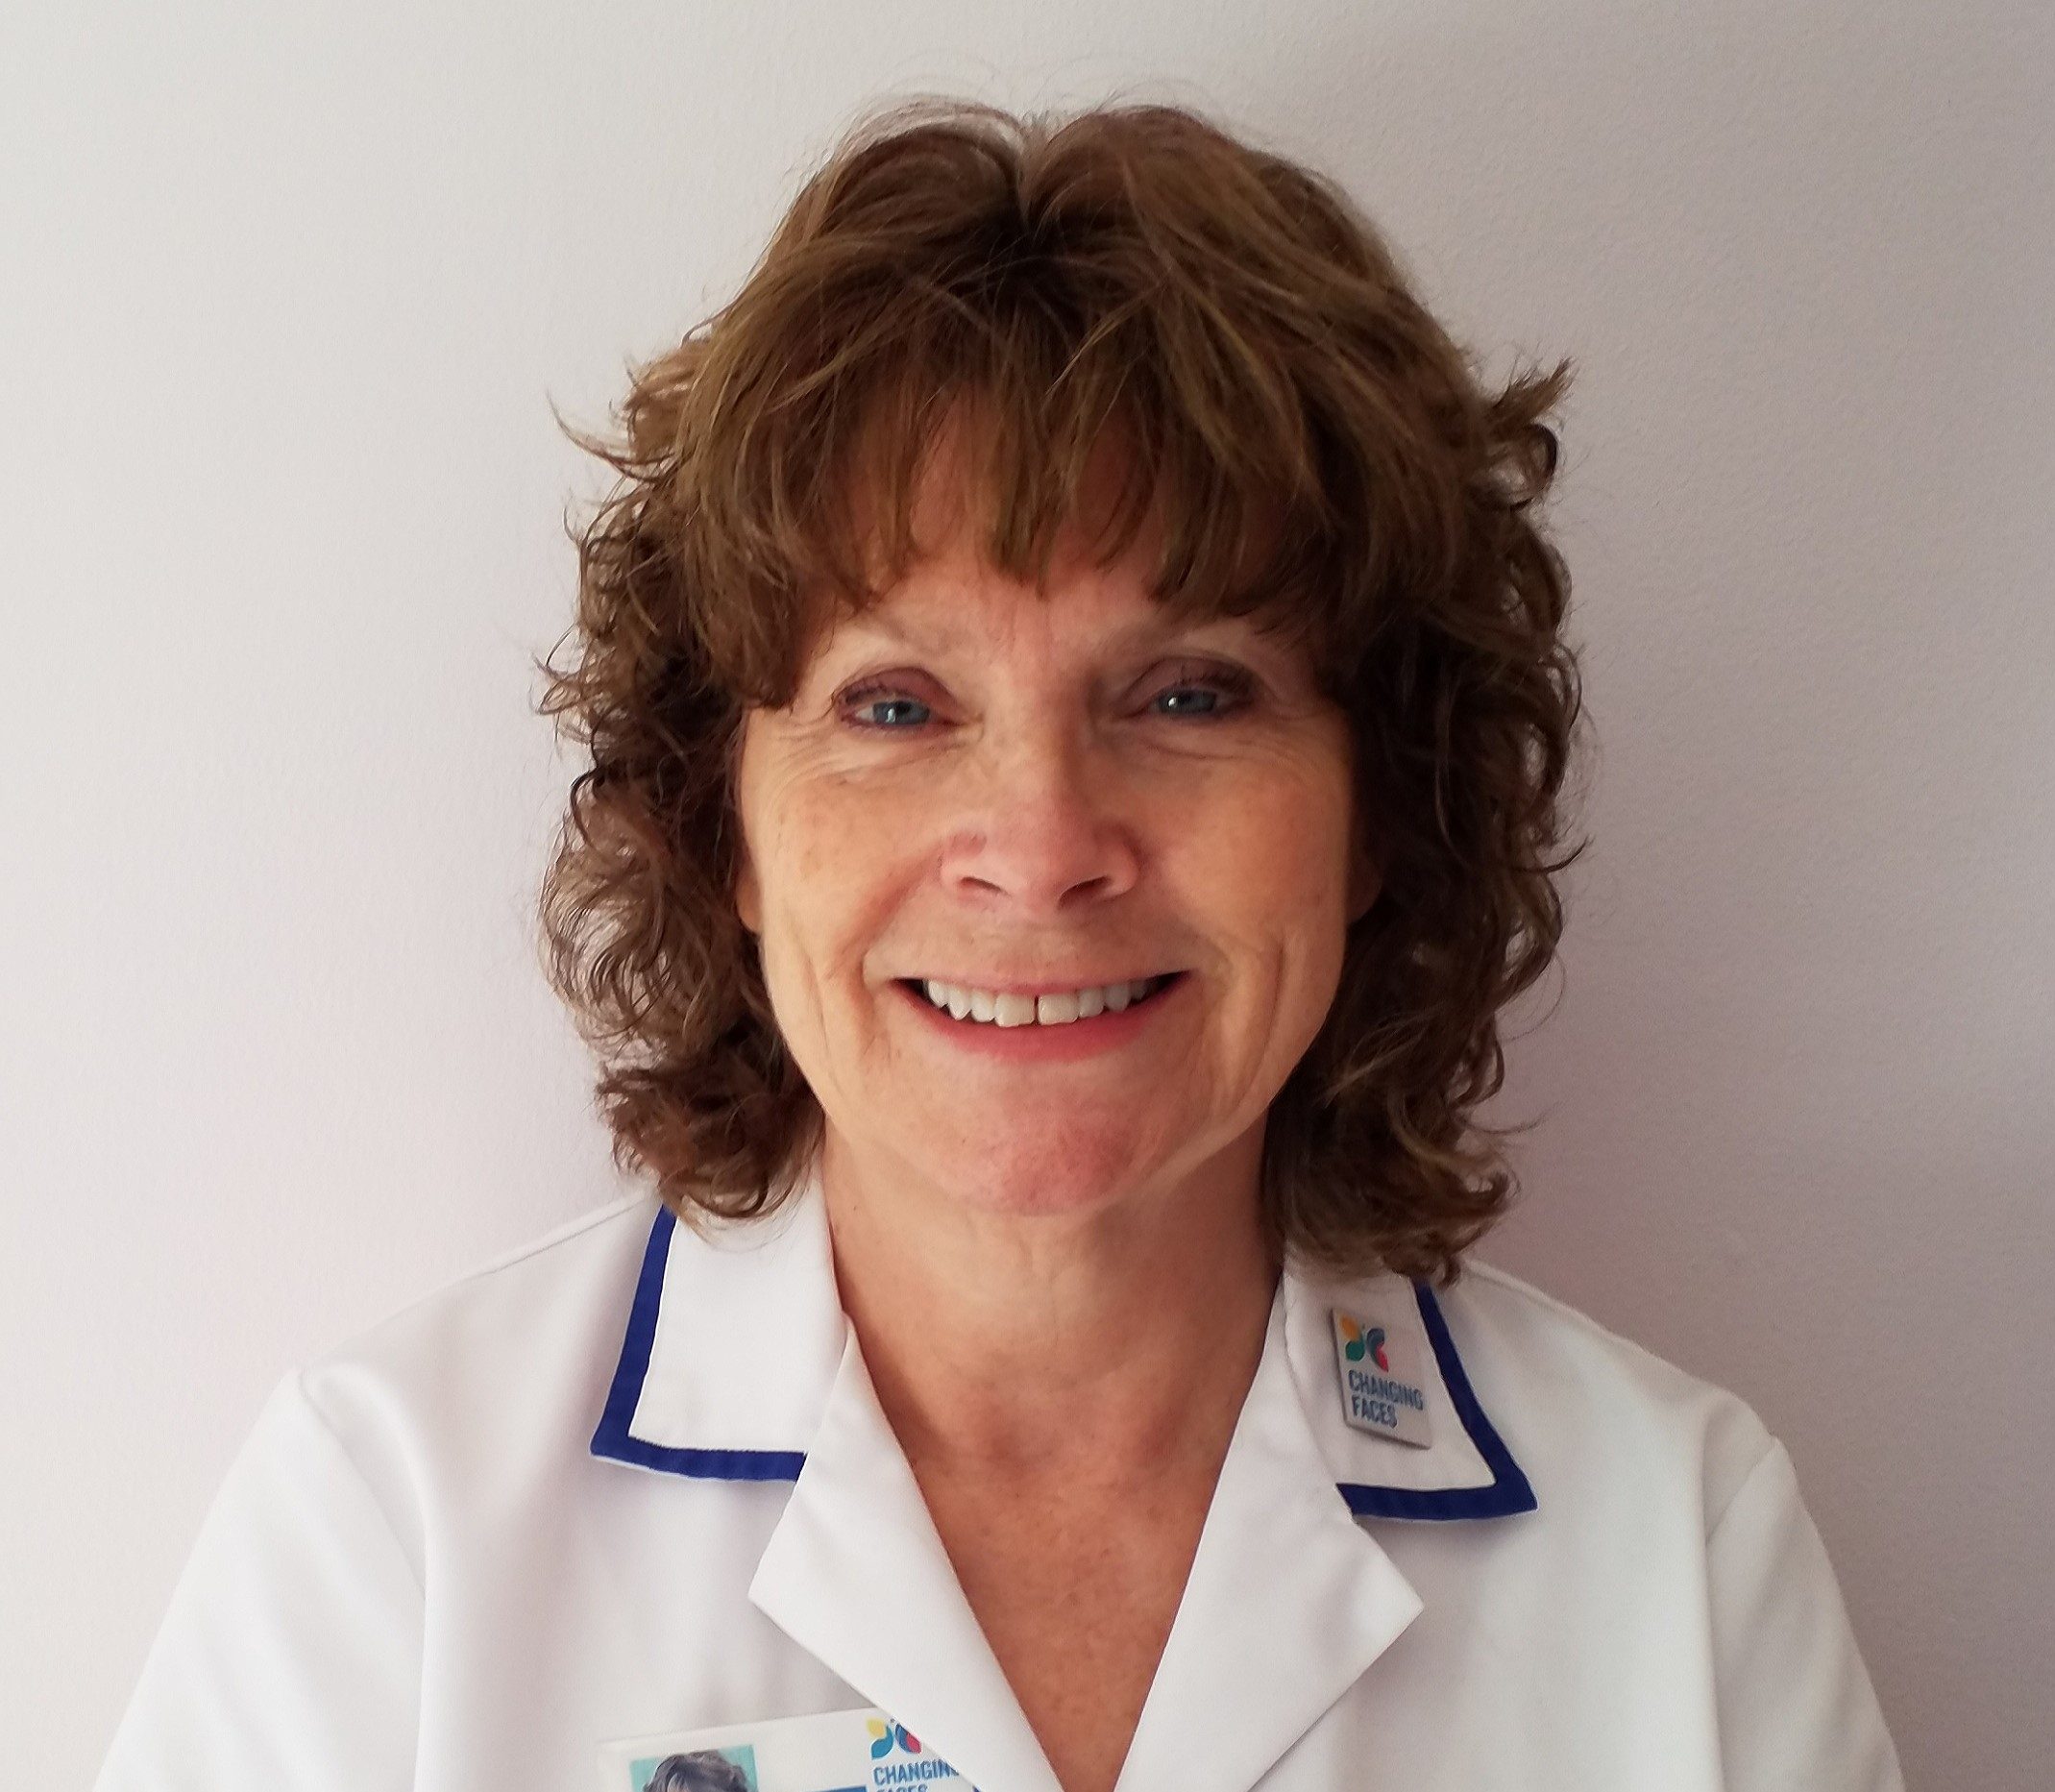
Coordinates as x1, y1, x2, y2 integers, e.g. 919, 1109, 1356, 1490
1333, 1280, 1538, 1521
589, 1203, 807, 1482
592, 1207, 1536, 1520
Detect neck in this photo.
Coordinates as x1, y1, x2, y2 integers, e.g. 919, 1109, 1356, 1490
818, 1126, 1282, 1485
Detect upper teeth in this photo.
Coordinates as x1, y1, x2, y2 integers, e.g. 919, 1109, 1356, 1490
918, 977, 1165, 1027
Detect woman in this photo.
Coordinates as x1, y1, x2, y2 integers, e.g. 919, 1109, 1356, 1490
94, 97, 1904, 1792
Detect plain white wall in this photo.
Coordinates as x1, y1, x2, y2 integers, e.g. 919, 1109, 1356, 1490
6, 1, 2048, 1784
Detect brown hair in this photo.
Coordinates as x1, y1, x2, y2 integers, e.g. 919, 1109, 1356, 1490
533, 95, 1592, 1286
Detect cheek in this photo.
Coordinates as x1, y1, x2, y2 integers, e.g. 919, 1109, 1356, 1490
757, 781, 913, 971
1181, 760, 1355, 945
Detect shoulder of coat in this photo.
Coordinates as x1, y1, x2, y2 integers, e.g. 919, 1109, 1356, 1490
1446, 1252, 1776, 1469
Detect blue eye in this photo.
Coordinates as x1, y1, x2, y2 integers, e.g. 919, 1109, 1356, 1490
1152, 675, 1250, 717
1152, 664, 1257, 718
839, 685, 933, 729
835, 665, 1256, 732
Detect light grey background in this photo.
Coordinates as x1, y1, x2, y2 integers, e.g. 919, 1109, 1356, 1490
6, 3, 2049, 1786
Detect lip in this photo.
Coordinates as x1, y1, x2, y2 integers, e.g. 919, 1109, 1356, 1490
892, 970, 1190, 1062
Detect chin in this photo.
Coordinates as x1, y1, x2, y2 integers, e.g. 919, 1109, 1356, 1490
918, 1132, 1162, 1222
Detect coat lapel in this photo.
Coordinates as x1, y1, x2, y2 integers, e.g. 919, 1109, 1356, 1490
745, 1273, 1434, 1792
747, 1329, 1066, 1792
1281, 1261, 1538, 1522
1108, 1293, 1425, 1792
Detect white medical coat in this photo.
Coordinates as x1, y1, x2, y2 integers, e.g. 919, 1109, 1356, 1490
95, 1161, 1906, 1791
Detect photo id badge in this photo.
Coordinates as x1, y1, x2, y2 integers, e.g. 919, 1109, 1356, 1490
597, 1704, 974, 1792
1331, 1306, 1433, 1448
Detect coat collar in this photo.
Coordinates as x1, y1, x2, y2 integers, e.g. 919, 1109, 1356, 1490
591, 1161, 1535, 1521
590, 1162, 1536, 1792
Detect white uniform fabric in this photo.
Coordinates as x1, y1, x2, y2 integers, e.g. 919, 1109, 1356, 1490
95, 1158, 1906, 1791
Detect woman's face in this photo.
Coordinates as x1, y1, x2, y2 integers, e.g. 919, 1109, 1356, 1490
731, 445, 1378, 1227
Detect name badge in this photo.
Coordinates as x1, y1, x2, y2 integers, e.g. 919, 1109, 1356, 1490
1331, 1306, 1433, 1448
598, 1705, 974, 1792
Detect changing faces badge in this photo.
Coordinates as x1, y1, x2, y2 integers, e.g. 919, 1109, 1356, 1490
596, 1705, 973, 1792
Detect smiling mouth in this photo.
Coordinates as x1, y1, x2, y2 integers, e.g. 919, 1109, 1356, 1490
895, 971, 1186, 1023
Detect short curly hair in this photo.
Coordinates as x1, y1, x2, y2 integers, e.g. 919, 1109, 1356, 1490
533, 94, 1591, 1287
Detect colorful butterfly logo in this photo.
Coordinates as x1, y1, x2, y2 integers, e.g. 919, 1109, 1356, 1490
1339, 1316, 1389, 1372
868, 1719, 924, 1759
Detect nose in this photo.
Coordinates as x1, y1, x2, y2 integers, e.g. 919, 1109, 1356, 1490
940, 718, 1141, 917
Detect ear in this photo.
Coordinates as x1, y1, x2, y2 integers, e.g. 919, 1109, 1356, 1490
733, 851, 762, 938
727, 714, 763, 938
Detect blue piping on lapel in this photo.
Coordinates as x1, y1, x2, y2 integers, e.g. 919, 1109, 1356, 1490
590, 1204, 809, 1483
1332, 1280, 1538, 1520
593, 1205, 1537, 1519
